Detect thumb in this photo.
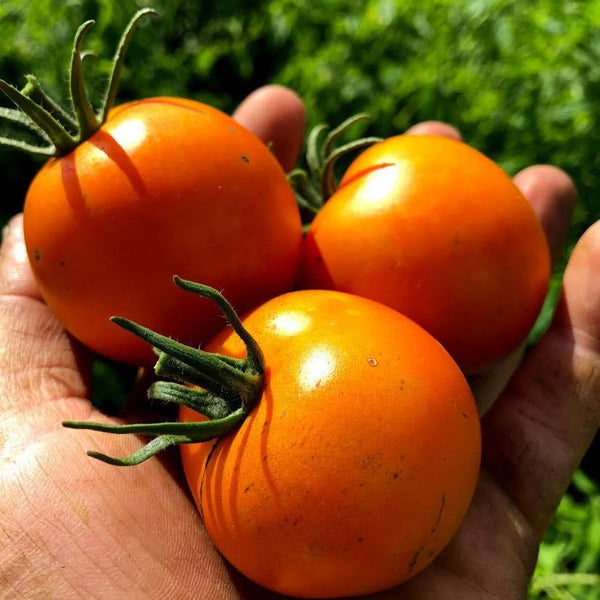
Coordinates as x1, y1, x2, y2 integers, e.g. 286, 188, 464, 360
0, 213, 42, 299
0, 213, 92, 417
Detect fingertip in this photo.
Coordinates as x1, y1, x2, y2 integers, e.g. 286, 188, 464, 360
513, 165, 577, 264
405, 121, 462, 141
555, 219, 600, 349
233, 85, 306, 172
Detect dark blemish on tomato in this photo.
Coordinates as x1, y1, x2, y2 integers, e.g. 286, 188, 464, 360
459, 409, 469, 418
357, 536, 364, 543
431, 493, 446, 534
243, 484, 254, 493
361, 453, 383, 472
241, 154, 249, 163
399, 379, 405, 390
408, 546, 424, 572
391, 471, 401, 480
367, 357, 378, 367
60, 260, 66, 267
262, 419, 270, 429
34, 249, 40, 261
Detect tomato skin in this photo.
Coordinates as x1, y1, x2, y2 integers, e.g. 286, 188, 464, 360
180, 290, 481, 598
299, 135, 551, 373
23, 97, 302, 365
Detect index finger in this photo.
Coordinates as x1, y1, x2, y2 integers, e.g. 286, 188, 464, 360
233, 85, 306, 173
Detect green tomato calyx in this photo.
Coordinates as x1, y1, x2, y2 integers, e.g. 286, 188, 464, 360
62, 277, 265, 467
0, 8, 156, 157
289, 113, 382, 224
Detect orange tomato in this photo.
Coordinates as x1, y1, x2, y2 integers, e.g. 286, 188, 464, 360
23, 97, 302, 365
299, 135, 550, 373
180, 289, 481, 598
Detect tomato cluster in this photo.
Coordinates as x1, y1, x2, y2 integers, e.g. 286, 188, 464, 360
2, 8, 551, 599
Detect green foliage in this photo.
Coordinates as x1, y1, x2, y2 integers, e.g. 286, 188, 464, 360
530, 471, 600, 599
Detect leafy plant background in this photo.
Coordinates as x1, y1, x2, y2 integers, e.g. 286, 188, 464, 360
1, 0, 598, 597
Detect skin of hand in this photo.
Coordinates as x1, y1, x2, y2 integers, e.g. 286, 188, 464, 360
0, 86, 598, 600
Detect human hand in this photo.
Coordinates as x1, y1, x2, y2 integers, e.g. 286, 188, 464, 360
1, 91, 598, 600
0, 84, 306, 599
356, 121, 600, 599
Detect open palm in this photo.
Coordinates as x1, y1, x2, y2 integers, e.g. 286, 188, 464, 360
1, 86, 598, 600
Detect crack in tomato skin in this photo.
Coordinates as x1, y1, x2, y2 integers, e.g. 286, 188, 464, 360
336, 161, 396, 192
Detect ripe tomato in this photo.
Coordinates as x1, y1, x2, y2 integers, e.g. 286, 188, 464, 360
2, 11, 302, 366
23, 97, 302, 365
180, 289, 481, 598
299, 135, 551, 373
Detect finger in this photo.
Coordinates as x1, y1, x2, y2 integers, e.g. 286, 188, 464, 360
233, 84, 306, 172
514, 165, 576, 264
0, 213, 41, 299
405, 121, 462, 141
482, 220, 600, 539
469, 166, 576, 413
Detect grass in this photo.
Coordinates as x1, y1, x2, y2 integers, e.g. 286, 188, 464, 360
530, 471, 600, 599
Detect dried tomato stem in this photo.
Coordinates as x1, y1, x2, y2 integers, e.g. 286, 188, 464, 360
62, 278, 265, 466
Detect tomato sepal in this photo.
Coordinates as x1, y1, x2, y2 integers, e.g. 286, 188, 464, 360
0, 8, 156, 156
63, 409, 247, 467
289, 113, 382, 224
62, 277, 265, 466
